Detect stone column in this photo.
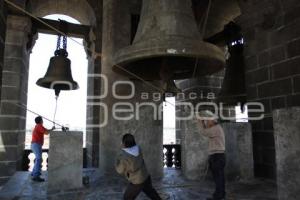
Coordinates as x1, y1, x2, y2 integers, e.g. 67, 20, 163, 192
222, 122, 254, 181
100, 0, 163, 178
85, 27, 101, 167
273, 107, 300, 200
181, 120, 254, 181
176, 74, 223, 180
86, 56, 99, 167
180, 112, 209, 180
0, 15, 32, 184
48, 131, 83, 193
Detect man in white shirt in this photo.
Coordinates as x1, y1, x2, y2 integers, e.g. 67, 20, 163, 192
197, 110, 226, 200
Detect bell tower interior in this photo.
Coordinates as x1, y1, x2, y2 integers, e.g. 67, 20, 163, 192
0, 0, 300, 199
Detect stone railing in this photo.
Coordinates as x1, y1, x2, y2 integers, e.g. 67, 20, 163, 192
23, 147, 178, 171
22, 148, 87, 171
22, 149, 49, 171
163, 144, 181, 168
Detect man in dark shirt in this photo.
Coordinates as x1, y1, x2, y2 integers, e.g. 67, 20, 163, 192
31, 116, 54, 182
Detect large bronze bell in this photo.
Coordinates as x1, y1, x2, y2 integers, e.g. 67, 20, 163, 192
113, 0, 225, 80
217, 22, 246, 107
36, 49, 79, 96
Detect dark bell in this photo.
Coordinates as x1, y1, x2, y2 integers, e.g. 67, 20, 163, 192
36, 49, 79, 94
113, 0, 225, 80
217, 45, 246, 107
217, 23, 246, 107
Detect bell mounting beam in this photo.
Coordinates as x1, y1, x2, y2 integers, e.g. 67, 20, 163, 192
31, 17, 91, 39
204, 22, 242, 46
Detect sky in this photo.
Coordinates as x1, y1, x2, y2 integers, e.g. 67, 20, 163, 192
26, 15, 87, 133
163, 97, 176, 144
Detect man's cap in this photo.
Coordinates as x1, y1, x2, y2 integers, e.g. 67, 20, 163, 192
197, 110, 218, 122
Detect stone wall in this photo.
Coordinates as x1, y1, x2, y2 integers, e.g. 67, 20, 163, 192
237, 0, 300, 179
273, 107, 300, 200
0, 0, 7, 185
0, 0, 7, 102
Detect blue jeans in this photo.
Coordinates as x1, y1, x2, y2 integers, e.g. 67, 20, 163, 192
31, 143, 42, 177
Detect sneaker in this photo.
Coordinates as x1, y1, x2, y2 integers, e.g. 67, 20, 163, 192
32, 176, 45, 182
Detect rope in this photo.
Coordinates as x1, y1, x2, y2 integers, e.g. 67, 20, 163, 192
192, 0, 212, 78
201, 0, 212, 38
192, 58, 199, 78
52, 96, 58, 127
14, 102, 66, 129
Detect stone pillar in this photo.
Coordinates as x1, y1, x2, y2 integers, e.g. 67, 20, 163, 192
86, 55, 100, 167
273, 107, 300, 200
222, 122, 254, 181
176, 74, 224, 180
100, 0, 163, 178
85, 28, 102, 167
180, 112, 209, 180
0, 15, 32, 184
48, 131, 83, 193
181, 121, 254, 181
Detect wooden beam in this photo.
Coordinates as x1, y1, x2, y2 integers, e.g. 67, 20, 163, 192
31, 17, 91, 39
204, 22, 242, 46
204, 31, 226, 46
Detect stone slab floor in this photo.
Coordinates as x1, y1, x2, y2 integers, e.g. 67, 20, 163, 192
0, 169, 277, 200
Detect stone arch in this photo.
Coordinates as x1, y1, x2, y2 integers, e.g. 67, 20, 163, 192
29, 0, 96, 25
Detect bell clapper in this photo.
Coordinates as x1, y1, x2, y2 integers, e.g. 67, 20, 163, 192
159, 61, 181, 101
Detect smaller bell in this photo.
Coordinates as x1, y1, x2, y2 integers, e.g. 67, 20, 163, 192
217, 22, 246, 107
36, 35, 78, 96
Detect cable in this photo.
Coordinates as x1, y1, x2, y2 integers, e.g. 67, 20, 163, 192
14, 102, 66, 129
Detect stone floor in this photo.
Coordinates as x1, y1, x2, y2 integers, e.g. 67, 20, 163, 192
0, 169, 278, 200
